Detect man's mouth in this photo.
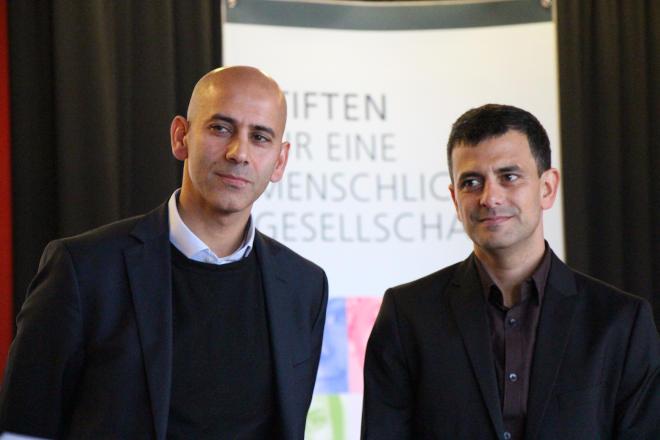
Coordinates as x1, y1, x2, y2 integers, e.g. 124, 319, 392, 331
473, 208, 517, 226
478, 215, 511, 226
215, 172, 251, 187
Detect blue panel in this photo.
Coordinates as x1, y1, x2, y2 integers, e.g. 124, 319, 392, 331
314, 298, 348, 394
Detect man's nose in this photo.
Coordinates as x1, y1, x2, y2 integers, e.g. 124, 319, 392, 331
225, 136, 249, 164
479, 179, 504, 207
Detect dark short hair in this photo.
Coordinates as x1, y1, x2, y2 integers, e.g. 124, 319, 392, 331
446, 104, 551, 180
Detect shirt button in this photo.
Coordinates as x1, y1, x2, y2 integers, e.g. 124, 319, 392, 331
508, 373, 518, 382
508, 318, 517, 326
503, 432, 512, 440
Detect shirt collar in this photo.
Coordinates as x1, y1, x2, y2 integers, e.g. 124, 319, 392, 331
167, 189, 255, 265
474, 242, 552, 307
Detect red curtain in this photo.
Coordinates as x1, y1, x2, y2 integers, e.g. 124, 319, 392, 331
0, 0, 13, 378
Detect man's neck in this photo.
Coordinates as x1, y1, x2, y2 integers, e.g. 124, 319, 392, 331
474, 241, 546, 307
176, 197, 250, 258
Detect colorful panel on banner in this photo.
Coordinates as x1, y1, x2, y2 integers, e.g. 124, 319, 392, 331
346, 297, 381, 393
307, 297, 382, 439
305, 394, 363, 439
315, 298, 348, 393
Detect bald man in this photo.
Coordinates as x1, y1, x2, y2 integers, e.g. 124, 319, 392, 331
0, 66, 328, 440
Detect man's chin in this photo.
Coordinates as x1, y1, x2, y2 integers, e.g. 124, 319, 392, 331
205, 197, 252, 217
472, 233, 515, 252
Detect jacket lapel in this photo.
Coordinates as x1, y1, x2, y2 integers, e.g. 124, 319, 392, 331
448, 255, 505, 437
525, 254, 578, 439
124, 204, 173, 440
254, 232, 306, 438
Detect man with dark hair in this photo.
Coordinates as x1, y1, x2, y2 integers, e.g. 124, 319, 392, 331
362, 104, 659, 439
0, 66, 328, 439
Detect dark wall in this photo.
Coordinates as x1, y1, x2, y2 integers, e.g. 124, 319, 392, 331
556, 0, 660, 326
9, 1, 222, 316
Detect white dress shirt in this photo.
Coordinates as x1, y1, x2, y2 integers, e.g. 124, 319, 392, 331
167, 189, 255, 264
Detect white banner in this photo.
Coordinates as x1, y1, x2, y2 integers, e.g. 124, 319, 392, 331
224, 1, 561, 438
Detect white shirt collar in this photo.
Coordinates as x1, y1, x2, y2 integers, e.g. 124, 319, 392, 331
167, 189, 255, 265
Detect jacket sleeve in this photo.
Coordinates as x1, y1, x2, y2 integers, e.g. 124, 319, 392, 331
361, 289, 413, 440
615, 300, 660, 439
0, 240, 85, 438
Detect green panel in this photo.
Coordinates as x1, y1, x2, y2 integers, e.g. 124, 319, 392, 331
305, 394, 346, 440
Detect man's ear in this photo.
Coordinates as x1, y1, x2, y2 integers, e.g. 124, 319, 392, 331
540, 168, 560, 210
269, 141, 291, 183
170, 116, 189, 161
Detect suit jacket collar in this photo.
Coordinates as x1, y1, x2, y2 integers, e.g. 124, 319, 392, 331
525, 252, 578, 439
125, 203, 172, 440
448, 254, 505, 438
449, 251, 579, 440
124, 204, 305, 439
253, 231, 310, 438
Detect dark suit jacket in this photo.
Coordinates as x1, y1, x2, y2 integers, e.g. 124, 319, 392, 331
362, 252, 660, 439
0, 203, 328, 439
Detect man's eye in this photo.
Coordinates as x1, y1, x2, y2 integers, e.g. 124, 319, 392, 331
461, 179, 481, 190
252, 133, 270, 143
503, 174, 519, 182
210, 124, 230, 133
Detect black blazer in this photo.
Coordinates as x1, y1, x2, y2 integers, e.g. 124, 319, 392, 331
0, 203, 328, 439
362, 252, 660, 439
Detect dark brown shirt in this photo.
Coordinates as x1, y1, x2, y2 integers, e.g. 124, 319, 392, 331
474, 247, 551, 440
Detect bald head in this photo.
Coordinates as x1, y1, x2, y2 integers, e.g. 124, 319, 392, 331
186, 66, 287, 131
170, 65, 292, 229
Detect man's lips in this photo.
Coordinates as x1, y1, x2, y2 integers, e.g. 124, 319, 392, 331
215, 172, 251, 187
477, 215, 513, 225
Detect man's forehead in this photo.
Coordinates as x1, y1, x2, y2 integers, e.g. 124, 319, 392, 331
191, 84, 286, 128
451, 134, 535, 176
205, 68, 285, 107
454, 132, 532, 161
188, 67, 286, 122
454, 156, 523, 175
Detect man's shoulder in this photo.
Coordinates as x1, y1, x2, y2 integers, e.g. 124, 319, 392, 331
567, 265, 650, 311
255, 230, 325, 276
48, 204, 167, 257
386, 259, 465, 302
550, 259, 655, 331
62, 214, 144, 244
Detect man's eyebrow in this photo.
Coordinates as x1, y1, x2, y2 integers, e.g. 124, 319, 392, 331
495, 165, 522, 174
207, 114, 276, 138
456, 165, 523, 182
208, 113, 236, 125
457, 171, 482, 182
252, 124, 275, 137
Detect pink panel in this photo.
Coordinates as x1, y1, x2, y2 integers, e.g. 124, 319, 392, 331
346, 297, 382, 393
